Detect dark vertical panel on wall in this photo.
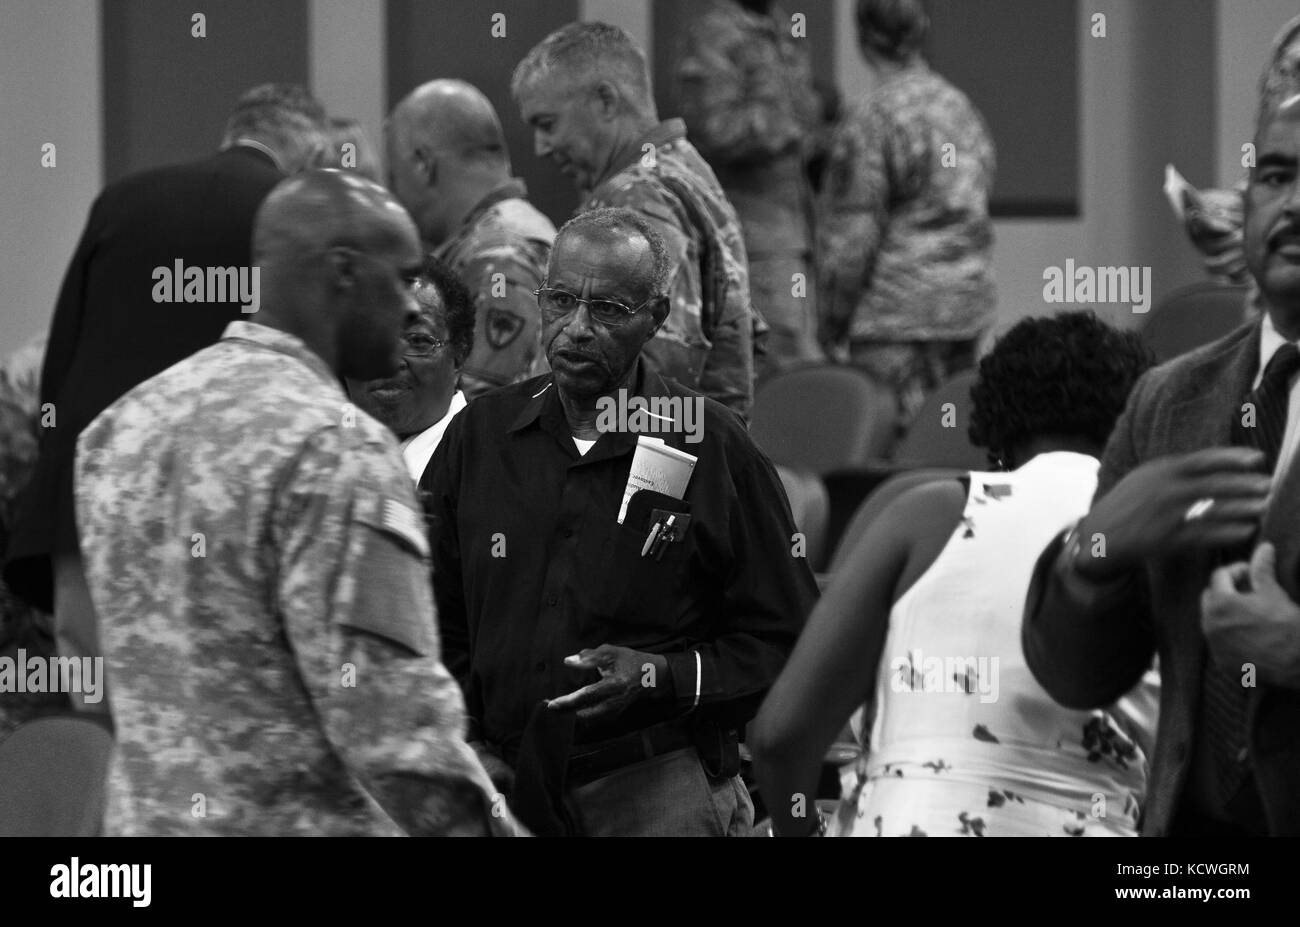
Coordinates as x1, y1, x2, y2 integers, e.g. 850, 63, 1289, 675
387, 0, 581, 228
653, 0, 835, 127
102, 0, 309, 182
924, 0, 1078, 216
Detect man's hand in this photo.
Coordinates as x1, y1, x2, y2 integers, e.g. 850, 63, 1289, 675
1202, 542, 1300, 688
546, 645, 667, 722
1074, 448, 1271, 580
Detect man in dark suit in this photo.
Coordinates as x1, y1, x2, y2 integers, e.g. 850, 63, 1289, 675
1023, 82, 1300, 835
3, 84, 329, 716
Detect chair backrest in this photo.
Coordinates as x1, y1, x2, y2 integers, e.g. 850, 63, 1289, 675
0, 714, 113, 836
828, 468, 964, 572
749, 365, 894, 475
892, 370, 986, 470
775, 466, 830, 570
1140, 282, 1250, 362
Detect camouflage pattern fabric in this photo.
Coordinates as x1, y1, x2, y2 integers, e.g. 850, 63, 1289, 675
74, 321, 513, 836
582, 118, 757, 419
675, 0, 824, 370
818, 60, 996, 343
433, 179, 556, 400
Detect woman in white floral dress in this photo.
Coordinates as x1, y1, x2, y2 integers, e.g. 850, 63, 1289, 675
753, 313, 1159, 836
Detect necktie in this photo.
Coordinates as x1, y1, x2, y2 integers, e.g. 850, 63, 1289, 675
1206, 341, 1300, 803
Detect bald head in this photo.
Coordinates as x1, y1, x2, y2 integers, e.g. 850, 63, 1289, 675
385, 80, 514, 245
389, 79, 509, 168
254, 168, 415, 263
253, 169, 422, 381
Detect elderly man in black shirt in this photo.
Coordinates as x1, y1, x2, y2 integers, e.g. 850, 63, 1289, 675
424, 206, 816, 836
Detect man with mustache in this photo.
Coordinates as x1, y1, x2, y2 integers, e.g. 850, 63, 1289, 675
512, 22, 759, 421
1023, 77, 1300, 835
347, 256, 475, 483
423, 207, 816, 835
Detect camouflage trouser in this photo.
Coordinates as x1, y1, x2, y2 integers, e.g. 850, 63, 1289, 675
750, 251, 824, 379
848, 337, 980, 453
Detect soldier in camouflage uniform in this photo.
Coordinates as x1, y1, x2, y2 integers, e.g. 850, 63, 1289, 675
819, 0, 995, 447
513, 22, 758, 420
74, 171, 514, 836
675, 0, 825, 374
387, 80, 555, 400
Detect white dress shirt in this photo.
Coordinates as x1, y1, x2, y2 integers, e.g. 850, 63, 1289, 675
399, 390, 467, 482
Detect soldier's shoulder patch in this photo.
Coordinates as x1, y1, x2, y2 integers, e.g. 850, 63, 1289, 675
377, 498, 430, 558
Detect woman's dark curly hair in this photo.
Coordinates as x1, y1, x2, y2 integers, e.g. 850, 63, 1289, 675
416, 254, 476, 367
967, 311, 1156, 468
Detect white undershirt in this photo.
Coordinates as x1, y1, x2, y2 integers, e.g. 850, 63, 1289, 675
399, 390, 467, 482
1256, 313, 1300, 483
572, 437, 597, 456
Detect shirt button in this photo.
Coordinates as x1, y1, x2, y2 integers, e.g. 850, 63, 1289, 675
546, 594, 558, 606
561, 527, 573, 538
535, 660, 546, 672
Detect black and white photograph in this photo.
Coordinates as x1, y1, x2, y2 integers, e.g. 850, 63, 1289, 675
0, 0, 1293, 906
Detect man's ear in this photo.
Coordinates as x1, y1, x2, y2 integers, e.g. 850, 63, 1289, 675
592, 80, 622, 120
414, 147, 438, 188
648, 294, 670, 333
327, 248, 359, 291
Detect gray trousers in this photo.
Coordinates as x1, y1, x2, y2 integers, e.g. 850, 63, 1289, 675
566, 747, 754, 837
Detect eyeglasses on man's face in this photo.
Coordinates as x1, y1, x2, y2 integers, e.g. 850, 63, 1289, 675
401, 331, 448, 357
534, 286, 661, 328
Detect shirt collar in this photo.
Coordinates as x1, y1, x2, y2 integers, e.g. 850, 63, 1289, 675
1255, 310, 1299, 390
461, 178, 529, 230
507, 361, 678, 457
220, 321, 339, 389
598, 119, 688, 187
224, 138, 285, 172
399, 389, 467, 482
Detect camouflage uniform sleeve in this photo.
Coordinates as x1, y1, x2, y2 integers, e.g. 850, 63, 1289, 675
457, 246, 547, 398
695, 277, 755, 421
816, 104, 892, 335
273, 425, 516, 835
675, 18, 801, 165
605, 177, 755, 419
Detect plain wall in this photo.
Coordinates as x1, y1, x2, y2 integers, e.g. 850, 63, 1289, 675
0, 0, 102, 355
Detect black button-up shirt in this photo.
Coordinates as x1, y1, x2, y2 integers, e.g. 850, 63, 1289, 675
422, 364, 817, 762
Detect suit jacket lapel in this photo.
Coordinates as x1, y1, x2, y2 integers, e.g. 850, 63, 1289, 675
1161, 324, 1261, 454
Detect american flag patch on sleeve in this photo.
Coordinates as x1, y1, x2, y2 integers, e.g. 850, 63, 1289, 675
381, 498, 430, 558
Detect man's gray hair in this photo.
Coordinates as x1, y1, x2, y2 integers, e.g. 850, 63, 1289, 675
221, 83, 330, 173
855, 0, 929, 62
553, 207, 672, 298
511, 22, 654, 116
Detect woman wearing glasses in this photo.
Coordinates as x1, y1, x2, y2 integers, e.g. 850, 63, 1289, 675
347, 256, 477, 483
